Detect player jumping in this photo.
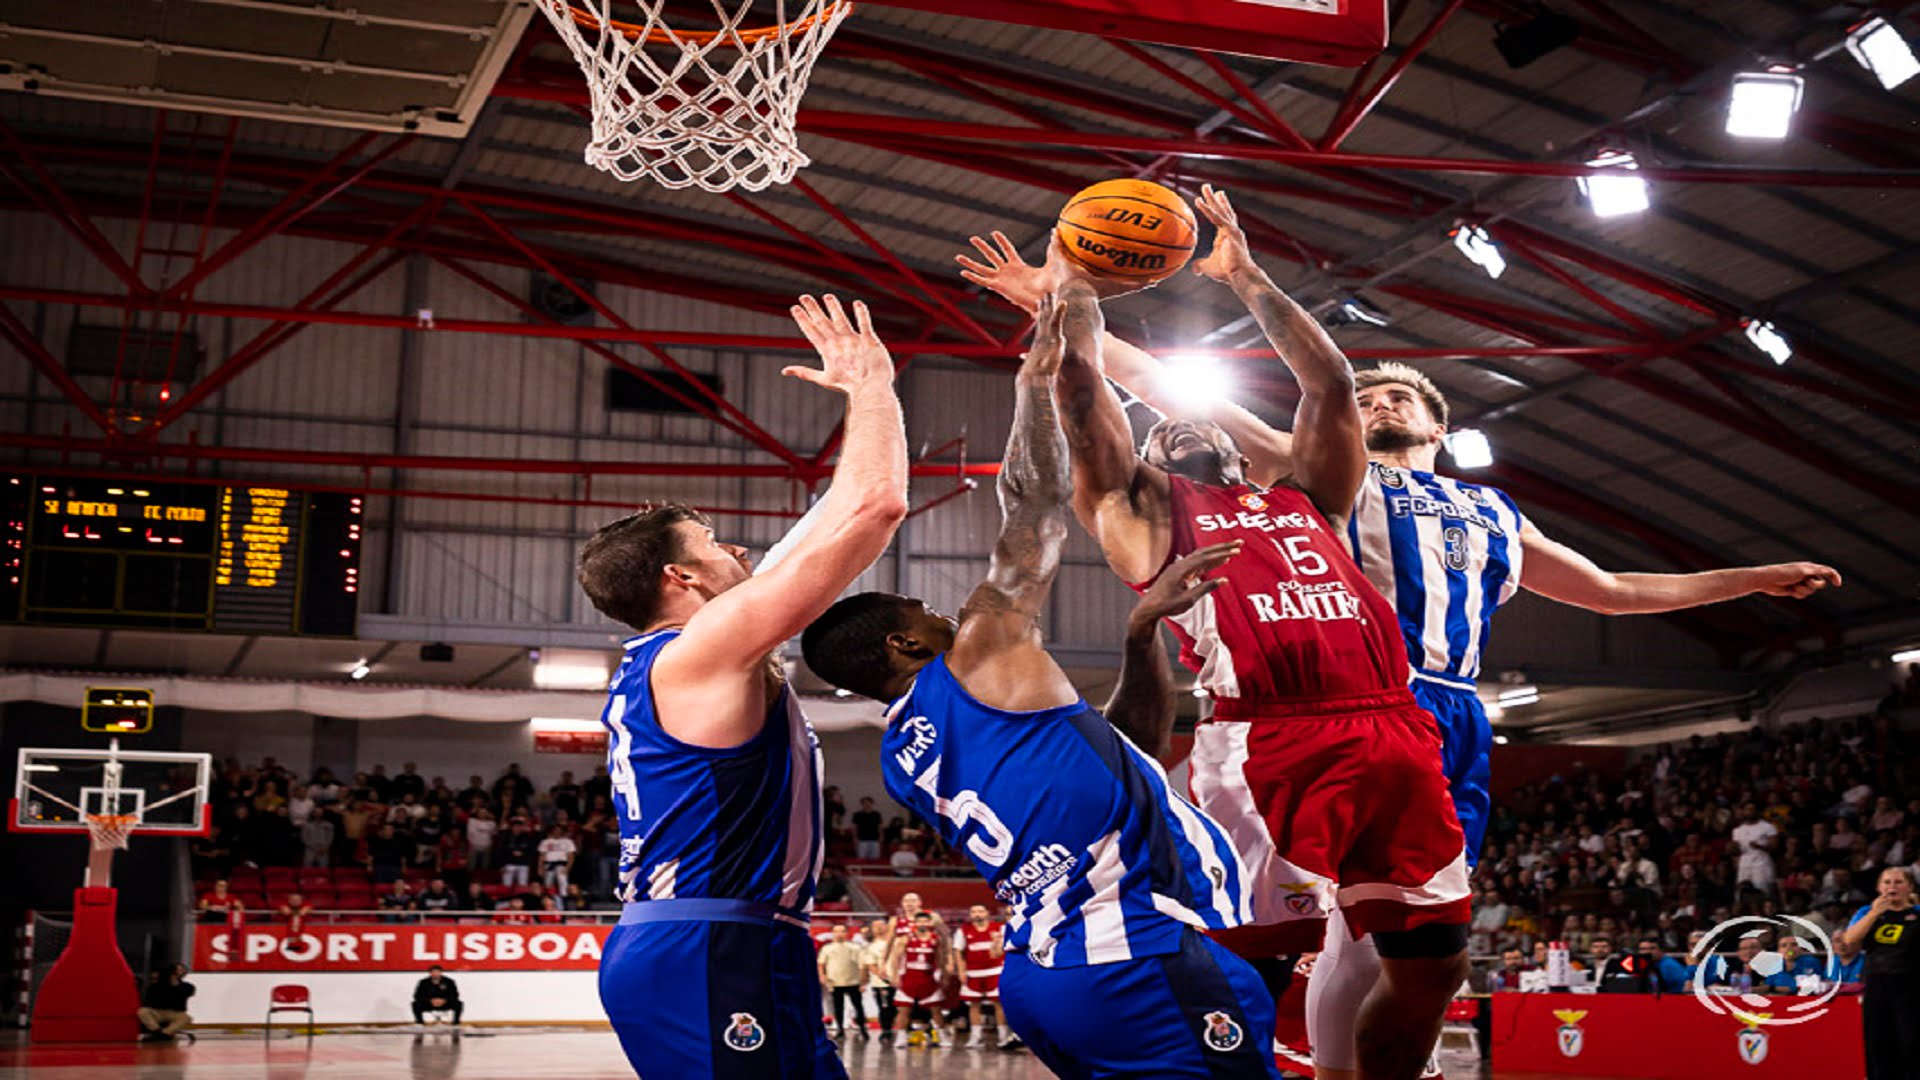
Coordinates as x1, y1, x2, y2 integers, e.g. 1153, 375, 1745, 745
576, 295, 907, 1079
801, 283, 1279, 1078
960, 187, 1840, 1079
963, 192, 1475, 1080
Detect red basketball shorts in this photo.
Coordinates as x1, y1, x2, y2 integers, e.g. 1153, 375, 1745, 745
894, 970, 944, 1006
1188, 690, 1470, 955
959, 970, 1001, 1000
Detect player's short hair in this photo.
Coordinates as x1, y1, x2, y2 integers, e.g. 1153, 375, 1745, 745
1354, 362, 1450, 428
802, 592, 922, 701
577, 504, 709, 630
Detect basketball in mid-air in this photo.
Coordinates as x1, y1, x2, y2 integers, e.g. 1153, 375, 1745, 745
1055, 179, 1198, 286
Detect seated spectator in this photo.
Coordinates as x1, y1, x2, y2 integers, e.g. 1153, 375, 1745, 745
1832, 935, 1865, 984
493, 897, 532, 925
1490, 949, 1529, 992
197, 880, 244, 923
888, 842, 920, 876
463, 882, 495, 913
412, 965, 462, 1026
137, 964, 196, 1043
380, 880, 415, 921
275, 892, 314, 928
416, 878, 458, 914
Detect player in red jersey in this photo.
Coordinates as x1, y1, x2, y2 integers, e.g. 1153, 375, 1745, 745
889, 910, 951, 1047
1009, 188, 1469, 1080
951, 904, 1005, 1047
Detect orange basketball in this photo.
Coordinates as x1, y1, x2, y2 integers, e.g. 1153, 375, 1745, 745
1055, 179, 1198, 285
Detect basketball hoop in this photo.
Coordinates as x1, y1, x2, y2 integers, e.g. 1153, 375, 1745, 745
534, 0, 854, 192
84, 813, 139, 851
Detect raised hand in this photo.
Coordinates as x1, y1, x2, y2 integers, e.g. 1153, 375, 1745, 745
1020, 293, 1068, 381
785, 294, 894, 394
957, 231, 1048, 314
1190, 184, 1257, 284
1749, 562, 1843, 599
1131, 541, 1243, 624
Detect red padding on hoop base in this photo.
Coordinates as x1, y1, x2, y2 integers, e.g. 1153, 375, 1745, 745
30, 888, 140, 1043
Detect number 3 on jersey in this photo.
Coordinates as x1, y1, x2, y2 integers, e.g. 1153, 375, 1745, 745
914, 760, 1013, 867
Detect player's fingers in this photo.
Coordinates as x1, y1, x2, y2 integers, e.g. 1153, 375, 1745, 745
791, 304, 827, 348
822, 293, 850, 330
992, 231, 1019, 261
852, 299, 876, 339
956, 254, 993, 275
1816, 566, 1843, 586
968, 235, 1002, 265
780, 365, 827, 386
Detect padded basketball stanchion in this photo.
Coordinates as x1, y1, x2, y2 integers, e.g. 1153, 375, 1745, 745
28, 887, 138, 1042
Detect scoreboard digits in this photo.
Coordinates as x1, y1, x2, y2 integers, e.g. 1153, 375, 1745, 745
2, 472, 360, 636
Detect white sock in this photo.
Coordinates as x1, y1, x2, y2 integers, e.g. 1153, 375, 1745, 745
1305, 906, 1381, 1074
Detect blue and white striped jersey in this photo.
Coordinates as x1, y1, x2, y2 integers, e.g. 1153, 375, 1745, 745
1346, 461, 1529, 684
601, 630, 823, 916
881, 657, 1252, 969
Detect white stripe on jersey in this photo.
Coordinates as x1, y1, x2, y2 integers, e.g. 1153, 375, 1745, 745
1411, 480, 1454, 673
1335, 848, 1471, 907
647, 858, 679, 900
1151, 893, 1212, 931
1168, 591, 1242, 699
1117, 733, 1250, 926
1021, 872, 1075, 968
1431, 475, 1490, 675
779, 693, 822, 914
1080, 831, 1132, 965
1349, 473, 1396, 606
1188, 723, 1283, 924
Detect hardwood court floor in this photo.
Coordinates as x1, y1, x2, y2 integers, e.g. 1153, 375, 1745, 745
0, 1029, 1495, 1078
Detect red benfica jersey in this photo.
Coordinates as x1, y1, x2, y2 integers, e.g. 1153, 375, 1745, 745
956, 922, 1002, 976
1135, 475, 1408, 703
898, 931, 943, 995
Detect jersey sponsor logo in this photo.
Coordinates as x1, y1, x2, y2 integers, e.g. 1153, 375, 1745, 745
1245, 581, 1366, 624
1202, 1010, 1244, 1052
1193, 509, 1319, 535
1553, 1009, 1587, 1057
1874, 922, 1903, 944
995, 843, 1076, 902
1385, 494, 1507, 537
1238, 493, 1267, 511
893, 715, 938, 774
723, 1012, 766, 1052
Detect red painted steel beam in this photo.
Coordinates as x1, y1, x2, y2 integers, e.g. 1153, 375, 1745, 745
1318, 0, 1467, 151
0, 119, 147, 294
0, 282, 1697, 363
792, 112, 1920, 187
1500, 236, 1658, 336
0, 302, 116, 434
0, 432, 1003, 483
1195, 52, 1314, 151
163, 133, 415, 301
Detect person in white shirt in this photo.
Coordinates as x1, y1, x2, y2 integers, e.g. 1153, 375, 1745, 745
537, 826, 577, 892
466, 808, 499, 870
288, 785, 315, 825
1730, 803, 1778, 893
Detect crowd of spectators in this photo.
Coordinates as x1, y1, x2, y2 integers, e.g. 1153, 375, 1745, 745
821, 787, 967, 873
1471, 708, 1916, 991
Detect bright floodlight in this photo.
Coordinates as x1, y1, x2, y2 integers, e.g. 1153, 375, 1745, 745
1452, 224, 1507, 279
1158, 354, 1234, 412
1744, 319, 1792, 364
1847, 17, 1920, 89
1498, 685, 1540, 707
1726, 71, 1804, 138
1577, 150, 1649, 217
1448, 428, 1494, 468
1494, 734, 1511, 745
532, 648, 611, 690
1893, 647, 1920, 664
349, 661, 371, 681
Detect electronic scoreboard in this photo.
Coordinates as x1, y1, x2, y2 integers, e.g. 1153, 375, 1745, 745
1, 473, 362, 636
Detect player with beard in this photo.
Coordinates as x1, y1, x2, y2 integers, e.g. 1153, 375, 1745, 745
962, 188, 1473, 1080
960, 197, 1839, 1080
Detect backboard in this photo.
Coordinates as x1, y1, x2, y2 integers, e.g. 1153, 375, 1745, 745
865, 0, 1389, 67
12, 744, 212, 837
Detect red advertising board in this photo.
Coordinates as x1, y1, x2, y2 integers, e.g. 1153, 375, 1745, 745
193, 923, 612, 972
1491, 992, 1865, 1078
533, 729, 608, 754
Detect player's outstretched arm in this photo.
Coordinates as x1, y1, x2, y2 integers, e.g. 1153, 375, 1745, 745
1043, 247, 1171, 584
959, 230, 1296, 486
1191, 186, 1365, 524
1103, 542, 1241, 766
1519, 521, 1842, 614
947, 293, 1080, 712
655, 295, 907, 746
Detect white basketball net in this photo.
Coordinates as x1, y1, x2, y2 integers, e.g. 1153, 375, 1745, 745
534, 0, 853, 192
85, 813, 139, 851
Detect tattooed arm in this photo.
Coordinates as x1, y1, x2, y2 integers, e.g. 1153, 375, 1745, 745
1103, 542, 1241, 765
1191, 185, 1364, 528
946, 293, 1082, 712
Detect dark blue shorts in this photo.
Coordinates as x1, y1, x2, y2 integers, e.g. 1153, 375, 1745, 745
998, 928, 1280, 1080
1412, 676, 1491, 868
598, 901, 845, 1079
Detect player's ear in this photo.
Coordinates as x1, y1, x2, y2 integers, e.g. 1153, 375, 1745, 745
663, 563, 698, 587
885, 631, 936, 660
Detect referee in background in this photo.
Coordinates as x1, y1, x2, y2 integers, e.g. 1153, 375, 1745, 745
1840, 866, 1918, 1079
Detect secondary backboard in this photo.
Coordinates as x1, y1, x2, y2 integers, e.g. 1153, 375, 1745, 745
12, 744, 212, 837
0, 0, 535, 136
866, 0, 1388, 67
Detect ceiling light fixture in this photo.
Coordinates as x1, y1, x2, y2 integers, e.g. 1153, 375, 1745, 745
1446, 429, 1495, 468
1742, 319, 1792, 365
349, 661, 371, 681
1725, 70, 1805, 139
1847, 17, 1919, 90
1451, 224, 1507, 279
1578, 150, 1650, 217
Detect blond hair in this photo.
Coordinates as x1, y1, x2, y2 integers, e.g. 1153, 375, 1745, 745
1354, 362, 1449, 428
